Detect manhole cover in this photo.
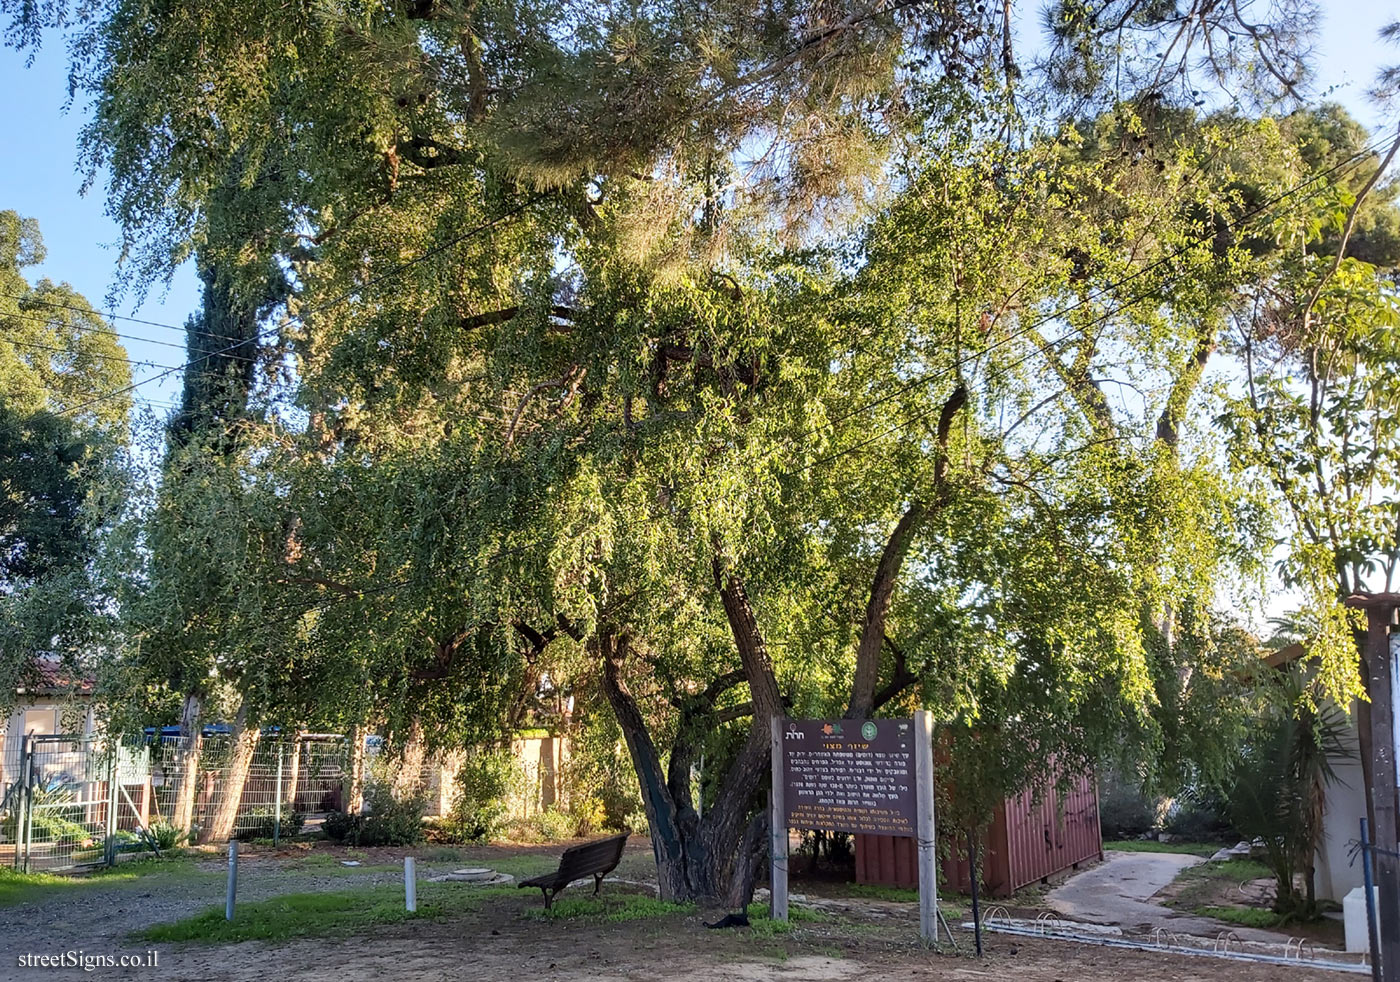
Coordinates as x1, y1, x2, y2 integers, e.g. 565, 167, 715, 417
450, 868, 496, 881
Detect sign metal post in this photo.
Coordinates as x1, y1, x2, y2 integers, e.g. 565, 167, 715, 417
913, 709, 937, 944
770, 715, 789, 922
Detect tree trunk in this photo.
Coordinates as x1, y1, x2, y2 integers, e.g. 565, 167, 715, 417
170, 692, 204, 832
285, 731, 304, 812
345, 724, 366, 814
596, 560, 787, 907
848, 499, 927, 719
726, 809, 770, 910
169, 692, 203, 836
391, 716, 426, 800
199, 701, 260, 844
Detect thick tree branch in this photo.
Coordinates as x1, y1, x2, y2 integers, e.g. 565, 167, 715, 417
598, 627, 683, 854
1034, 332, 1116, 439
504, 365, 583, 447
848, 385, 965, 718
871, 634, 919, 712
1154, 323, 1216, 450
1301, 124, 1400, 332
659, 344, 759, 387
704, 557, 784, 865
460, 305, 577, 331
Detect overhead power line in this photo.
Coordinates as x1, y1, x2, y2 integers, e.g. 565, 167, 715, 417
0, 331, 182, 371
57, 195, 548, 419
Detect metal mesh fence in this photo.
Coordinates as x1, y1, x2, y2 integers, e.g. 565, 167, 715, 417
1, 732, 357, 870
150, 734, 350, 840
5, 735, 149, 872
1, 731, 508, 870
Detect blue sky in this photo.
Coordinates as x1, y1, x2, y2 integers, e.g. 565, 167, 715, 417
0, 1, 1395, 417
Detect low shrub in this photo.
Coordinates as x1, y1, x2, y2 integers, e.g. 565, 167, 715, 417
323, 787, 425, 847
1, 781, 88, 844
321, 809, 360, 844
146, 821, 187, 850
234, 809, 306, 842
1164, 790, 1235, 842
569, 797, 608, 838
1098, 770, 1158, 839
506, 807, 576, 843
439, 749, 517, 843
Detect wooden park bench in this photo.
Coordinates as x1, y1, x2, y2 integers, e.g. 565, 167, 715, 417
518, 832, 629, 909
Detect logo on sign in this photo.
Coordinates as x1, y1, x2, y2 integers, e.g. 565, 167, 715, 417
861, 721, 878, 740
821, 722, 844, 736
785, 724, 805, 741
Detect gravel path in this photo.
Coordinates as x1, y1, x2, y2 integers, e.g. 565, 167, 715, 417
1046, 850, 1283, 943
0, 854, 468, 972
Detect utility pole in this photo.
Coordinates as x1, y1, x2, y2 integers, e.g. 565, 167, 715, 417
1348, 594, 1400, 982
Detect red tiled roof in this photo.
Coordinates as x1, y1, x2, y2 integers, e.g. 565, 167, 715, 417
17, 658, 95, 696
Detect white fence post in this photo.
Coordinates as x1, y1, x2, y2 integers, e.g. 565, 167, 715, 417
225, 840, 238, 920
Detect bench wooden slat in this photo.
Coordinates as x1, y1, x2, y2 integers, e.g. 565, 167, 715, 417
518, 833, 629, 907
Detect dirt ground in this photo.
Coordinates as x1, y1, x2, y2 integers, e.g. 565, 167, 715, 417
0, 839, 1358, 982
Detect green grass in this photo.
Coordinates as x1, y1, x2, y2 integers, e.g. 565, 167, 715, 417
1196, 905, 1286, 928
1174, 857, 1273, 882
740, 901, 827, 936
525, 893, 693, 922
1103, 840, 1224, 857
844, 883, 919, 903
1163, 857, 1276, 915
0, 868, 119, 907
136, 883, 490, 943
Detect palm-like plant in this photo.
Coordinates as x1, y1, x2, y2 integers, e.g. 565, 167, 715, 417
1221, 667, 1351, 918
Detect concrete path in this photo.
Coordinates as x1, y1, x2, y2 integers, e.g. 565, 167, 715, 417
1047, 850, 1282, 943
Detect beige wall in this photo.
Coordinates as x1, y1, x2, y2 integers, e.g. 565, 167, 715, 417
426, 735, 571, 819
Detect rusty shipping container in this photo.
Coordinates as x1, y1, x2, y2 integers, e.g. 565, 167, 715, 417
855, 767, 1103, 898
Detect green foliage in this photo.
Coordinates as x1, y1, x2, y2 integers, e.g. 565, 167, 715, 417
1195, 905, 1287, 928
322, 787, 425, 847
1102, 840, 1223, 856
1164, 791, 1236, 842
234, 810, 305, 842
439, 749, 519, 843
1097, 771, 1160, 839
146, 822, 187, 851
741, 902, 827, 937
0, 210, 132, 713
1, 781, 88, 844
1213, 113, 1400, 710
318, 810, 359, 845
1216, 670, 1351, 918
563, 715, 646, 835
507, 808, 576, 843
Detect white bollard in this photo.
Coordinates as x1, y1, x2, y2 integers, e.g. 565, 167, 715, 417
225, 840, 238, 921
405, 856, 417, 913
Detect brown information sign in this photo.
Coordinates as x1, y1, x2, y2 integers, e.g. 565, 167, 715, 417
780, 718, 916, 837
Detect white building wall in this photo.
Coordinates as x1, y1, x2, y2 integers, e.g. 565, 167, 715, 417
1317, 755, 1368, 902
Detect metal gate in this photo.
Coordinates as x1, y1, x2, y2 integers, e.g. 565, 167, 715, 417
9, 734, 149, 872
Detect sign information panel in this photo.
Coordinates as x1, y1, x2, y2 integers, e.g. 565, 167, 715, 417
780, 717, 915, 837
